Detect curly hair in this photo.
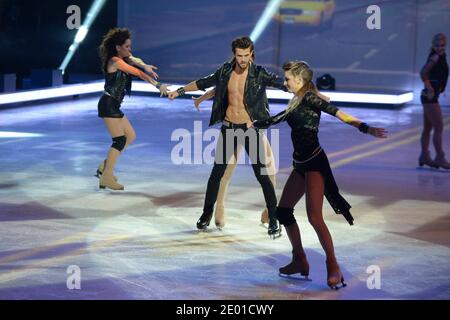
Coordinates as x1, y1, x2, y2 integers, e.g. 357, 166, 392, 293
98, 28, 132, 73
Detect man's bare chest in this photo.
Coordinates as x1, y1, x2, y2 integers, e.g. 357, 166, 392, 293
227, 72, 247, 95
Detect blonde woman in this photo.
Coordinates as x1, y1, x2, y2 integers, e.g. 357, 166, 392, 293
419, 33, 449, 169
253, 61, 387, 289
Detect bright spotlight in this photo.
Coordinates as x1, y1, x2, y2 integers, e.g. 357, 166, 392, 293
74, 26, 89, 44
0, 131, 45, 138
59, 0, 107, 75
250, 0, 283, 42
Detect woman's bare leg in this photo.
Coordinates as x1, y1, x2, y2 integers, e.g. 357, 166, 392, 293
121, 116, 137, 151
424, 102, 449, 168
100, 117, 128, 189
103, 118, 125, 175
420, 103, 433, 160
424, 103, 444, 155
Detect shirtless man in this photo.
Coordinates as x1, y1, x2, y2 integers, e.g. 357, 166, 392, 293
168, 36, 286, 238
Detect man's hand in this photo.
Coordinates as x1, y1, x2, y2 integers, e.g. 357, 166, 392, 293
168, 91, 179, 100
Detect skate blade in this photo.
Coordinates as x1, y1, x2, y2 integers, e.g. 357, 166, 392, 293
269, 232, 282, 240
197, 226, 215, 233
279, 273, 312, 281
329, 281, 347, 290
97, 186, 109, 192
416, 166, 439, 171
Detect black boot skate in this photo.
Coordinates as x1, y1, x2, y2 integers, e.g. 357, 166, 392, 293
196, 212, 213, 230
268, 217, 282, 239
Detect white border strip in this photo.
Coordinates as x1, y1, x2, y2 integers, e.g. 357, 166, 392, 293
0, 82, 104, 105
0, 81, 413, 105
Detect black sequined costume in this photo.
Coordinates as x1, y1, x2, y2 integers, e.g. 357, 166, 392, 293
254, 91, 354, 225
98, 70, 132, 118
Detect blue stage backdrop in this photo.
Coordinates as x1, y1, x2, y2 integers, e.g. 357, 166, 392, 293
119, 0, 450, 103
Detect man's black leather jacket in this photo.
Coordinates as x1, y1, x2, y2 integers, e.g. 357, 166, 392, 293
196, 62, 287, 126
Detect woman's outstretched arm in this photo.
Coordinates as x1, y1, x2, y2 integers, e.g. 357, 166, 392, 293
126, 55, 159, 79
335, 110, 388, 138
112, 57, 168, 96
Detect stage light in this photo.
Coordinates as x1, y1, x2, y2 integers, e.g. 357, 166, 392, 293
250, 0, 283, 42
316, 74, 336, 90
59, 0, 107, 75
0, 82, 414, 106
265, 89, 414, 104
0, 131, 44, 138
74, 26, 89, 44
0, 82, 104, 105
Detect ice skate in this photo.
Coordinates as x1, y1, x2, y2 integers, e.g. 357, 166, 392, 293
434, 156, 450, 169
197, 212, 213, 231
326, 260, 347, 290
268, 217, 282, 239
279, 250, 310, 281
99, 173, 124, 190
214, 205, 225, 229
95, 159, 118, 181
418, 152, 438, 169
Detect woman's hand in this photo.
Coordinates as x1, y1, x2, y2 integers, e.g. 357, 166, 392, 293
159, 84, 168, 97
246, 120, 254, 129
145, 65, 159, 79
368, 127, 388, 138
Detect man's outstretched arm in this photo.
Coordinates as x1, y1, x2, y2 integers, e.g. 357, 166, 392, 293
168, 67, 221, 100
167, 81, 200, 100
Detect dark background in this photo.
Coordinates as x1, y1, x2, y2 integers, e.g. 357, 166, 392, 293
0, 0, 117, 86
0, 0, 449, 104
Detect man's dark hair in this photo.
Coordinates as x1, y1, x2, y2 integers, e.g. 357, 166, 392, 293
231, 36, 255, 61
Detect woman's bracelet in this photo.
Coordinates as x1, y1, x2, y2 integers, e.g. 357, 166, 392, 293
155, 82, 162, 89
358, 122, 370, 134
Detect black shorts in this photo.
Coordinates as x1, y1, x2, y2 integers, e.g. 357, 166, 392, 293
420, 88, 440, 104
98, 94, 124, 118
